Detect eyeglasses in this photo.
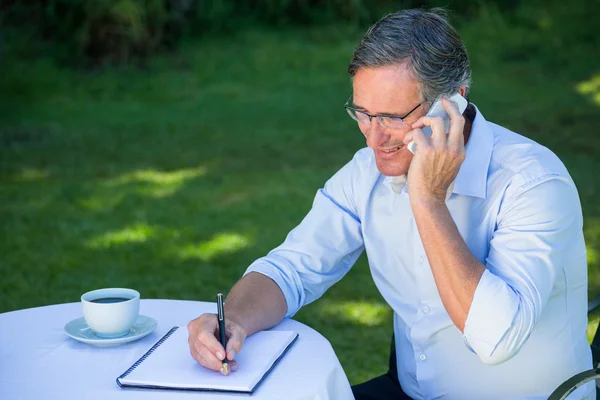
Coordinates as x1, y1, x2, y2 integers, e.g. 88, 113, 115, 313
344, 95, 425, 130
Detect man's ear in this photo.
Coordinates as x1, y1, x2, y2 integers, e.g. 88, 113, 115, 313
458, 86, 467, 97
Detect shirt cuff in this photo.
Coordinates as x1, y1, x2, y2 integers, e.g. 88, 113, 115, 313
463, 269, 519, 361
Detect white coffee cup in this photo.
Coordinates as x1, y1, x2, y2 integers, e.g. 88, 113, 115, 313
81, 288, 140, 338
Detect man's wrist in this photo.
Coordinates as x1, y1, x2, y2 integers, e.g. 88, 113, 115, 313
223, 308, 249, 337
410, 193, 447, 212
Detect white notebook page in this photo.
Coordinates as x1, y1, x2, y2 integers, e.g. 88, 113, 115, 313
118, 327, 298, 392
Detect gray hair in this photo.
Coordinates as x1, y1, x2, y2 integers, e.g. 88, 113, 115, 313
348, 8, 471, 102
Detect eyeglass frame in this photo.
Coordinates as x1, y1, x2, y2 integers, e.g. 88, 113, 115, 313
344, 95, 426, 130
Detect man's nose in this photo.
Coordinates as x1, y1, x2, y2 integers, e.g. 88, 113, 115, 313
365, 120, 389, 148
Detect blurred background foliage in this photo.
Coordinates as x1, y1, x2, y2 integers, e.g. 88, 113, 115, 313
1, 0, 599, 386
2, 0, 524, 65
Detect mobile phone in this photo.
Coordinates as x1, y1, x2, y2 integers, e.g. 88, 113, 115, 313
407, 93, 468, 154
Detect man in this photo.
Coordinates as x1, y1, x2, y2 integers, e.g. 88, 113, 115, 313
187, 8, 593, 399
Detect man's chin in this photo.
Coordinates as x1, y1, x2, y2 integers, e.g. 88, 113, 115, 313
375, 157, 410, 177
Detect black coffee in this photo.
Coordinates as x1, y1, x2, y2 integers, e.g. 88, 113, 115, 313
90, 297, 131, 304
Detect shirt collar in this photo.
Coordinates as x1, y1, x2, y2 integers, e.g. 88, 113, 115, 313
382, 104, 493, 199
452, 104, 493, 199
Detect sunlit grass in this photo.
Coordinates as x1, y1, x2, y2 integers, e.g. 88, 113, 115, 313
12, 168, 49, 182
86, 223, 158, 248
577, 74, 600, 105
319, 300, 392, 327
106, 167, 207, 198
585, 219, 600, 300
588, 309, 600, 343
108, 167, 207, 186
79, 167, 207, 211
589, 245, 599, 267
177, 233, 251, 262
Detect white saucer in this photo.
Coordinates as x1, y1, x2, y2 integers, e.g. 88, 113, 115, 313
64, 315, 157, 346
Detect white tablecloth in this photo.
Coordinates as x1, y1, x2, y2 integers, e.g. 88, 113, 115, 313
0, 299, 354, 400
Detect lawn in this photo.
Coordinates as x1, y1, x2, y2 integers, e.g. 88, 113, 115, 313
1, 2, 599, 384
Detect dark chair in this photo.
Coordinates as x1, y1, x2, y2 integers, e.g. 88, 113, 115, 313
547, 296, 600, 399
386, 296, 600, 400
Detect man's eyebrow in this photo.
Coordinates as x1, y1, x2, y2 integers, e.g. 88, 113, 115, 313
351, 101, 410, 116
351, 101, 368, 111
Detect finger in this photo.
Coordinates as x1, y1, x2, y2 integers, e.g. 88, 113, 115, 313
197, 339, 225, 371
404, 131, 413, 144
420, 116, 447, 147
220, 360, 239, 375
188, 335, 222, 371
229, 360, 238, 372
188, 335, 206, 366
410, 115, 426, 129
188, 316, 227, 361
199, 328, 227, 361
442, 98, 466, 150
403, 128, 430, 154
225, 322, 246, 361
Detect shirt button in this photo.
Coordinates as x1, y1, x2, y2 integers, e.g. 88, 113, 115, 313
419, 353, 427, 361
419, 255, 425, 264
422, 306, 430, 314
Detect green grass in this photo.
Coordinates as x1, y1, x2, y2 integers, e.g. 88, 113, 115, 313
1, 1, 599, 384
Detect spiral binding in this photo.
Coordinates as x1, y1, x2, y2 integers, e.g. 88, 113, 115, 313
117, 326, 179, 385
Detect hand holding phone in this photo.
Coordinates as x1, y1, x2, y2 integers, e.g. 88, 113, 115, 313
407, 93, 468, 154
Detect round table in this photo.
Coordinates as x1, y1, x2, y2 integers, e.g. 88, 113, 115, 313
0, 299, 354, 400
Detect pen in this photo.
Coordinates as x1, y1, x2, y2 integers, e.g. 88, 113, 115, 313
216, 293, 228, 375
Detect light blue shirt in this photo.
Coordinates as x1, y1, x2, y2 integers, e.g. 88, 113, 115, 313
246, 106, 593, 399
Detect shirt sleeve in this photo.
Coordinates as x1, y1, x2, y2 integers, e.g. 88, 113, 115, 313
463, 175, 584, 365
244, 153, 366, 318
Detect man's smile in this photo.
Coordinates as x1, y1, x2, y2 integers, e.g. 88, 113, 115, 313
376, 144, 407, 159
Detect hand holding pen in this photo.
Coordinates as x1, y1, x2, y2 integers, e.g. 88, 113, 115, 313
186, 294, 247, 375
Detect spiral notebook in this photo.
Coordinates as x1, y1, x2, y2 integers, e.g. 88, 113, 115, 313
117, 326, 299, 394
